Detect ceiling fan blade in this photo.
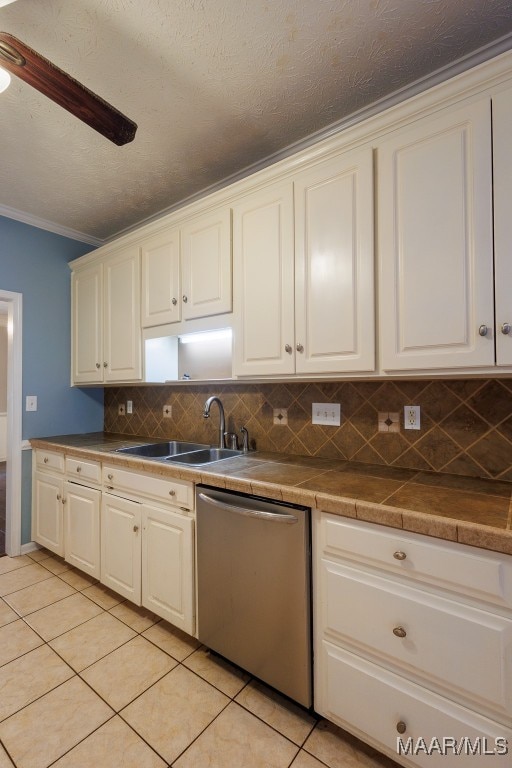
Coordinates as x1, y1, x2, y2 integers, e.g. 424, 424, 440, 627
0, 32, 137, 145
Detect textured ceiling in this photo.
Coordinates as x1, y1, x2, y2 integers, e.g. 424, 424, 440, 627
0, 0, 512, 243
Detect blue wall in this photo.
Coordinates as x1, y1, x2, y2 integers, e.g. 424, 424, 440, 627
0, 215, 104, 543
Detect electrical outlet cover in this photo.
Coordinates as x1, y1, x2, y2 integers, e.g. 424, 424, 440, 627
404, 405, 421, 430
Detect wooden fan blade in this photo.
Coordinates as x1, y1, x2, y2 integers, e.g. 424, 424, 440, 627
0, 32, 137, 145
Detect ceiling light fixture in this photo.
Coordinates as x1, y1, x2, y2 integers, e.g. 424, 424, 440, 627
0, 65, 10, 92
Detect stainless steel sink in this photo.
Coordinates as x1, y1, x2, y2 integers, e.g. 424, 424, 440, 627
164, 448, 243, 466
115, 441, 208, 458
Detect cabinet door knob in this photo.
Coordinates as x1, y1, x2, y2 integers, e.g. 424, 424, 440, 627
56, 493, 61, 501
169, 489, 176, 496
182, 295, 188, 303
296, 343, 304, 353
501, 322, 511, 335
44, 457, 49, 464
62, 497, 67, 504
133, 525, 139, 533
393, 550, 407, 561
285, 344, 292, 354
103, 361, 108, 367
76, 466, 81, 473
396, 721, 407, 735
172, 297, 177, 306
107, 473, 113, 481
393, 626, 407, 638
95, 363, 100, 369
478, 324, 488, 337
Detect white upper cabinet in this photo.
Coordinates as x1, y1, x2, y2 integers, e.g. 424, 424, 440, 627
141, 228, 181, 327
233, 148, 375, 377
103, 247, 142, 382
72, 263, 103, 384
72, 246, 142, 384
294, 149, 374, 373
492, 87, 512, 367
233, 181, 296, 376
141, 208, 232, 329
181, 208, 232, 320
378, 99, 495, 371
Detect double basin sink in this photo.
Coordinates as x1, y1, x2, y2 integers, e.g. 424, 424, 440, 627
114, 440, 243, 466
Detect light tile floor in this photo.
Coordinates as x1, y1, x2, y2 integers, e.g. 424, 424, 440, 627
0, 549, 399, 768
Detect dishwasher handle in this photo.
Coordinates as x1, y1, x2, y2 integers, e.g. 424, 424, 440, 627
198, 492, 298, 524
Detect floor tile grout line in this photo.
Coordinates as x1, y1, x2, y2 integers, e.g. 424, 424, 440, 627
3, 582, 82, 620
1, 555, 370, 768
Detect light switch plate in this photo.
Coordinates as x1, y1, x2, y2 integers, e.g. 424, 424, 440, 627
312, 403, 341, 426
26, 395, 37, 412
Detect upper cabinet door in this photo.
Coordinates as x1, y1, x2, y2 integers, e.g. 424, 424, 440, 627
181, 208, 232, 320
72, 264, 103, 384
141, 229, 181, 327
232, 182, 295, 376
492, 88, 512, 367
378, 100, 494, 371
294, 149, 375, 374
103, 246, 142, 382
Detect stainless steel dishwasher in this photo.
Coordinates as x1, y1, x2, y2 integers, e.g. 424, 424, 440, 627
196, 484, 312, 707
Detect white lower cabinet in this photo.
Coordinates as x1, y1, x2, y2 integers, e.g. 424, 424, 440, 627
64, 481, 101, 579
32, 450, 196, 636
100, 465, 195, 635
101, 494, 142, 604
32, 451, 103, 568
314, 513, 512, 766
32, 469, 64, 556
142, 504, 194, 632
101, 492, 195, 634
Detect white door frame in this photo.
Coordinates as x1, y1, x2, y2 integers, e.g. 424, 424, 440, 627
0, 289, 22, 557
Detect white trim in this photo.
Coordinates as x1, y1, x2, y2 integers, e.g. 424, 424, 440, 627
21, 542, 39, 555
0, 290, 22, 557
0, 205, 103, 247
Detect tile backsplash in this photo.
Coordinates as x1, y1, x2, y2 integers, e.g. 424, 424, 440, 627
104, 378, 512, 481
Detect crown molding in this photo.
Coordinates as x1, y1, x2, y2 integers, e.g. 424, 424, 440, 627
0, 204, 103, 247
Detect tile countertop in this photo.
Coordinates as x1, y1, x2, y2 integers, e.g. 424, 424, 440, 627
30, 432, 512, 557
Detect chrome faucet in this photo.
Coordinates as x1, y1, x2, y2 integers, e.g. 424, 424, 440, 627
202, 396, 226, 449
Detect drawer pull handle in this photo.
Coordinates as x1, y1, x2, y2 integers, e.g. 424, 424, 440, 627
396, 721, 407, 735
76, 466, 81, 473
106, 485, 114, 490
107, 474, 113, 481
393, 626, 407, 638
44, 457, 49, 464
393, 550, 407, 561
133, 525, 139, 533
169, 489, 176, 496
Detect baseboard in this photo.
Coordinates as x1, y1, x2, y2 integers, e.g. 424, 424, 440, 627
20, 541, 40, 555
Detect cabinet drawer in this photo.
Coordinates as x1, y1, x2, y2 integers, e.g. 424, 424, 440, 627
317, 641, 512, 768
321, 560, 512, 721
320, 514, 512, 610
102, 465, 194, 511
65, 457, 101, 485
35, 449, 65, 473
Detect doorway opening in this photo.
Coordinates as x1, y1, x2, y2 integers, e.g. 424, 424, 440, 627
0, 290, 22, 557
